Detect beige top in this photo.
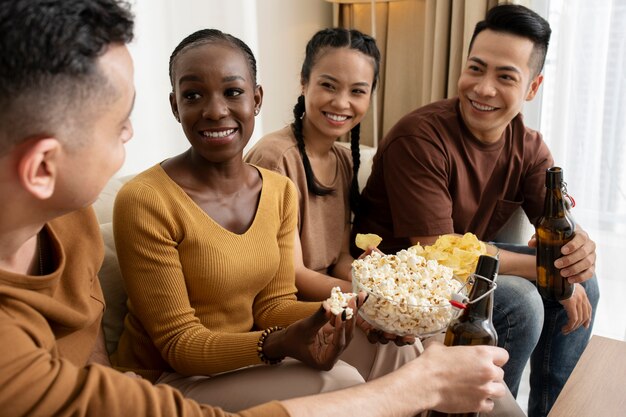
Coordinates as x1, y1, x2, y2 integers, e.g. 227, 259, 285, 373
246, 126, 353, 274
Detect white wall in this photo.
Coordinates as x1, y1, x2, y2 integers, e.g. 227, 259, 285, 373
121, 0, 332, 176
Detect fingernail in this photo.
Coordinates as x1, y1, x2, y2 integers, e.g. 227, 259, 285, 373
341, 310, 347, 321
554, 260, 563, 268
363, 294, 370, 304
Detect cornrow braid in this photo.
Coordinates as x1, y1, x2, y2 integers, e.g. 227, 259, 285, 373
349, 123, 361, 214
291, 94, 333, 196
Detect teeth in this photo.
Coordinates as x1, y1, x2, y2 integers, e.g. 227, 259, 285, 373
326, 113, 348, 122
471, 100, 497, 111
202, 129, 235, 138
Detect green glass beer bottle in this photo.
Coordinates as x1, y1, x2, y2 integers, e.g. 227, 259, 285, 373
536, 167, 575, 300
426, 255, 499, 417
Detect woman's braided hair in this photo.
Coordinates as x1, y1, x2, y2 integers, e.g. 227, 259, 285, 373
292, 28, 380, 214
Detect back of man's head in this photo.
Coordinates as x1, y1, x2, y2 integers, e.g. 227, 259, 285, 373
470, 4, 551, 78
0, 0, 134, 154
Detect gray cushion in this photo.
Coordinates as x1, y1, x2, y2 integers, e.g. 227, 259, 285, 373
98, 222, 128, 355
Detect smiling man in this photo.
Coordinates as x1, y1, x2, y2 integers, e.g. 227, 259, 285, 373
352, 4, 599, 417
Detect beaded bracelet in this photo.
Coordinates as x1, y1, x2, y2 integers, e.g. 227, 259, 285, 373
257, 326, 285, 365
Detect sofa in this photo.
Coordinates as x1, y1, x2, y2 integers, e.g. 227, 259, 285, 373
93, 147, 534, 356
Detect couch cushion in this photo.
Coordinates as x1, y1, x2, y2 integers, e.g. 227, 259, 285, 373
98, 222, 128, 355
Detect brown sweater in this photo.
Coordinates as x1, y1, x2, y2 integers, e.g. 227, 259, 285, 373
0, 207, 288, 417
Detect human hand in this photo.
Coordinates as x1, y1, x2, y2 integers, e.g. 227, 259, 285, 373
554, 229, 596, 284
268, 298, 357, 371
559, 283, 592, 335
528, 228, 596, 284
357, 246, 384, 260
415, 342, 508, 413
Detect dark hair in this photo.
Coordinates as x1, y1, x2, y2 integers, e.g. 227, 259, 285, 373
169, 29, 258, 88
0, 0, 134, 153
292, 28, 380, 214
470, 4, 551, 77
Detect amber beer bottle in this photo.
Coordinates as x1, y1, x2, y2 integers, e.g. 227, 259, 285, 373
426, 255, 499, 417
536, 167, 575, 300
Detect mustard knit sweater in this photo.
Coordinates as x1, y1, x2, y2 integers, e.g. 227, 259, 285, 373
113, 164, 320, 381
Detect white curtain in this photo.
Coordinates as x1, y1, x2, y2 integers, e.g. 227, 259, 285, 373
539, 0, 626, 340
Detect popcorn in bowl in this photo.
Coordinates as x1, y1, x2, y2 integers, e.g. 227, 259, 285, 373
352, 247, 464, 337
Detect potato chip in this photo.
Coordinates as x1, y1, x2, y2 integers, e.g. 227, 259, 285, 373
355, 233, 382, 250
409, 233, 487, 281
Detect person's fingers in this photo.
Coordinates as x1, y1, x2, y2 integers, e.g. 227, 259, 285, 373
559, 251, 595, 281
394, 335, 416, 346
309, 303, 333, 333
332, 311, 346, 351
584, 293, 592, 328
344, 297, 357, 344
565, 266, 595, 284
356, 291, 369, 309
478, 398, 496, 413
561, 230, 593, 256
382, 331, 397, 340
561, 299, 578, 334
366, 328, 381, 344
488, 346, 509, 367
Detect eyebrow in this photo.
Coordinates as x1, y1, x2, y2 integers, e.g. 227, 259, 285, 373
177, 74, 246, 86
468, 57, 521, 75
319, 73, 370, 88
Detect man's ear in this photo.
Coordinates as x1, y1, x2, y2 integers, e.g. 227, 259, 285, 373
526, 74, 544, 101
169, 92, 180, 122
17, 138, 60, 200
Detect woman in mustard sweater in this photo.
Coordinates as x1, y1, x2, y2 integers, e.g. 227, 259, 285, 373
112, 29, 364, 411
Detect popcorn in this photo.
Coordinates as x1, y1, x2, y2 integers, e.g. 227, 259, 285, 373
352, 248, 463, 336
326, 287, 356, 320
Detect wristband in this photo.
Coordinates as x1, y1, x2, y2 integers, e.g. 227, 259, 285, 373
257, 326, 285, 365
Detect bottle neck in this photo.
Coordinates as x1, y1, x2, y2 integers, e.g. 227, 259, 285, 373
465, 276, 493, 320
544, 186, 569, 217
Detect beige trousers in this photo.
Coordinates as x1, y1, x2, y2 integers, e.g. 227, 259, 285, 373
158, 328, 421, 412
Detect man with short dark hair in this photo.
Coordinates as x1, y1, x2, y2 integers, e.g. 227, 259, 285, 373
0, 1, 511, 416
353, 4, 599, 417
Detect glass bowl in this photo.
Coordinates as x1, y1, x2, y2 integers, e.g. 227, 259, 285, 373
351, 251, 466, 337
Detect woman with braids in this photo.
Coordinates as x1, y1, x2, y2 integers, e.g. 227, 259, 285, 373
246, 28, 378, 301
